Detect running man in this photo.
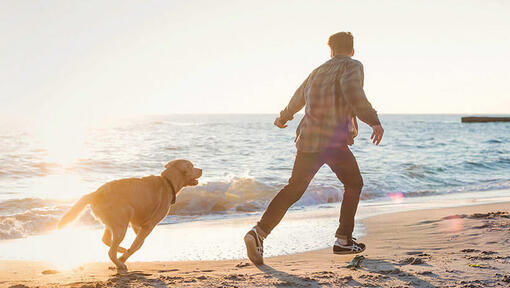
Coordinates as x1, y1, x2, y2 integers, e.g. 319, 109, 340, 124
244, 32, 384, 264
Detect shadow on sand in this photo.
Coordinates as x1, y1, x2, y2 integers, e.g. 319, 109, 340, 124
255, 257, 435, 287
256, 264, 321, 287
255, 263, 365, 287
358, 258, 436, 287
105, 270, 167, 288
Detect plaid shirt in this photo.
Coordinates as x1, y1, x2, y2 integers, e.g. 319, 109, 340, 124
280, 56, 380, 152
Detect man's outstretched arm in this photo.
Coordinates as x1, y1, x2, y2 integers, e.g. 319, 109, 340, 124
274, 76, 309, 128
341, 61, 384, 145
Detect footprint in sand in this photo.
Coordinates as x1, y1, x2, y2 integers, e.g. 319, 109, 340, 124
399, 257, 425, 265
460, 249, 480, 253
226, 274, 246, 281
235, 262, 250, 268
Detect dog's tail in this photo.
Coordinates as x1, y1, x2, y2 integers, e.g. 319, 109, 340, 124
57, 193, 95, 229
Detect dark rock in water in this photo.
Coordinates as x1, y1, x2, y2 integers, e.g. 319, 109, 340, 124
462, 116, 510, 123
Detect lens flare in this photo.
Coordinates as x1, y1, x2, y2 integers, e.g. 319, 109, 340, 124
441, 215, 464, 234
387, 192, 405, 204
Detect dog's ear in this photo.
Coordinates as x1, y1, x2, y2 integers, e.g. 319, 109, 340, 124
165, 159, 192, 174
164, 161, 175, 169
181, 161, 195, 174
175, 161, 190, 175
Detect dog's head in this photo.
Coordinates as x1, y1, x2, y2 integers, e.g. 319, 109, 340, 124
162, 159, 202, 187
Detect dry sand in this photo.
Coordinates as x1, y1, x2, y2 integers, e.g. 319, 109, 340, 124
1, 202, 509, 287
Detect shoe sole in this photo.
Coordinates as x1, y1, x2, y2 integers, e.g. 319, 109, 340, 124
333, 247, 366, 255
244, 234, 263, 265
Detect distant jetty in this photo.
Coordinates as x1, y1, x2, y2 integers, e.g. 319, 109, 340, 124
461, 116, 510, 123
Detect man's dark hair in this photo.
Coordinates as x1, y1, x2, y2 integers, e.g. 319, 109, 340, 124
328, 32, 354, 54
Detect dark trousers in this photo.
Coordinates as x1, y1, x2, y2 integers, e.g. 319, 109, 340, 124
257, 146, 363, 239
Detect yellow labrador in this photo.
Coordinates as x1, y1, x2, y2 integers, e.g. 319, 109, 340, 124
58, 159, 202, 270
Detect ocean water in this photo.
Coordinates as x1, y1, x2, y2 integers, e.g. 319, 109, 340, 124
0, 114, 509, 241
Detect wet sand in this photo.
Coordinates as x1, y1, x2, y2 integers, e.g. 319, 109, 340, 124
1, 202, 509, 287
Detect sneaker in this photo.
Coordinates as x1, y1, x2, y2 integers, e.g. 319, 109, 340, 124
244, 227, 264, 265
333, 237, 366, 255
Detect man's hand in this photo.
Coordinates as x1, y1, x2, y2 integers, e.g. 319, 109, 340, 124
370, 125, 384, 145
274, 117, 288, 128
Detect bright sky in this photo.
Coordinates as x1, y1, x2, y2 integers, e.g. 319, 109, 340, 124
1, 0, 509, 123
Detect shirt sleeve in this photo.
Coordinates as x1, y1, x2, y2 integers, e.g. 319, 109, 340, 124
279, 75, 309, 123
340, 61, 381, 127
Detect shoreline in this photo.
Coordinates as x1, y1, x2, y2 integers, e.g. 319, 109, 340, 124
1, 201, 510, 287
2, 188, 510, 265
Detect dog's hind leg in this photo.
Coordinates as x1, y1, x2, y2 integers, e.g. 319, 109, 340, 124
131, 224, 141, 235
108, 224, 128, 270
118, 225, 154, 263
102, 229, 127, 253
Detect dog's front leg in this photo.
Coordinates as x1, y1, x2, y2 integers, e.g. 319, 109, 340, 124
119, 226, 153, 263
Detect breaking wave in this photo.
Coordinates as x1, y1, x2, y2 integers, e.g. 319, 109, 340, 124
2, 174, 510, 240
0, 178, 344, 240
0, 198, 98, 239
169, 177, 341, 215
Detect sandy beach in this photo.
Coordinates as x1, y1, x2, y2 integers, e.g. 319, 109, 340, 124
1, 201, 509, 287
2, 0, 510, 286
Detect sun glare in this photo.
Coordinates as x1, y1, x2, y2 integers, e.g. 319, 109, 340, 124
43, 227, 106, 271
35, 116, 89, 166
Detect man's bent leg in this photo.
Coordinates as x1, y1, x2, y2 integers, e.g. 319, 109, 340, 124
256, 151, 324, 237
325, 147, 363, 239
